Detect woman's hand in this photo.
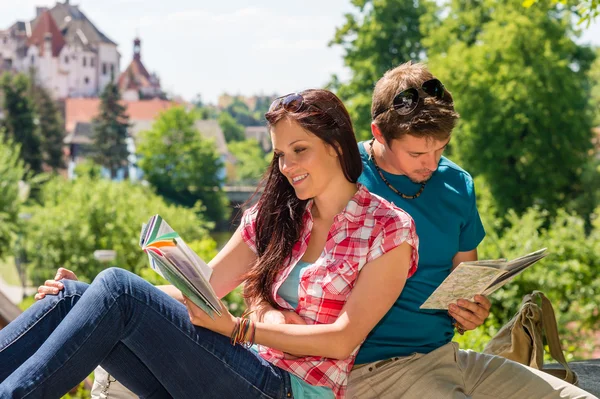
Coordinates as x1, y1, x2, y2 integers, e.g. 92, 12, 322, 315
261, 309, 308, 359
183, 297, 237, 337
264, 308, 307, 325
34, 267, 78, 300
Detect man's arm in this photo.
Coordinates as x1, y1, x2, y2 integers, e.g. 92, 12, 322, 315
451, 248, 478, 270
449, 248, 491, 332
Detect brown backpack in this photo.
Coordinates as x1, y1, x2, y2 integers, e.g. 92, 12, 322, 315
483, 291, 578, 385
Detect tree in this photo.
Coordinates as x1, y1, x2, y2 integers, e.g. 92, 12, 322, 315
228, 139, 269, 183
218, 111, 246, 142
425, 0, 596, 215
590, 48, 600, 126
450, 177, 600, 357
30, 83, 65, 170
92, 81, 130, 178
137, 106, 229, 223
22, 175, 216, 285
523, 0, 599, 25
252, 95, 275, 123
329, 0, 429, 139
0, 73, 42, 173
0, 134, 26, 259
226, 98, 260, 126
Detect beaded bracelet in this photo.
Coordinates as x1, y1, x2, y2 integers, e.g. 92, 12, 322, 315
230, 310, 256, 348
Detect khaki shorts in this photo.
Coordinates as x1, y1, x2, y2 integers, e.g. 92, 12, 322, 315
347, 342, 597, 399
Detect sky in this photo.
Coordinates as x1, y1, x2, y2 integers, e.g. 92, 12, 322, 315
1, 0, 599, 104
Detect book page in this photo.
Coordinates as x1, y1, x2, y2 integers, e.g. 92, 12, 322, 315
420, 265, 506, 310
148, 251, 218, 318
161, 240, 221, 313
140, 214, 221, 317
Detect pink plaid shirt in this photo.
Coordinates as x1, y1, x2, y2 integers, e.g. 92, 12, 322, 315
241, 184, 418, 399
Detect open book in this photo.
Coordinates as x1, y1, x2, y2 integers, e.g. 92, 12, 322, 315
420, 248, 548, 310
140, 215, 221, 318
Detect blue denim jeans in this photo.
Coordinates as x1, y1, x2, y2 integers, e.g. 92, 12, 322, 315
0, 268, 294, 399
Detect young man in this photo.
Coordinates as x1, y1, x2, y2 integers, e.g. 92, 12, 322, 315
344, 62, 595, 398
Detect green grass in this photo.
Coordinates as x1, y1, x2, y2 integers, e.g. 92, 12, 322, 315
0, 256, 21, 286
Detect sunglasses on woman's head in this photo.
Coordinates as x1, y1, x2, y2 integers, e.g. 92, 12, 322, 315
372, 79, 446, 119
268, 93, 305, 113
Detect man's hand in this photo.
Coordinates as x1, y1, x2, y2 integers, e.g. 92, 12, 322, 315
448, 294, 491, 332
34, 267, 78, 300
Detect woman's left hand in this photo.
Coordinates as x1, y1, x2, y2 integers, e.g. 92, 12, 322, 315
183, 297, 237, 337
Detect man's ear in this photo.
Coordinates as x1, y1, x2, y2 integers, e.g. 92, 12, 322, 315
371, 122, 386, 145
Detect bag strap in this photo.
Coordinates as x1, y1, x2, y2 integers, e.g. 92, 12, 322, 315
530, 291, 578, 385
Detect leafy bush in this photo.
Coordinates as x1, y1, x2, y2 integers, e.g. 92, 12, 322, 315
0, 135, 26, 259
21, 176, 215, 285
467, 178, 600, 359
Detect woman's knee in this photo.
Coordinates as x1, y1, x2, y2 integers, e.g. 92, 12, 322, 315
94, 267, 143, 296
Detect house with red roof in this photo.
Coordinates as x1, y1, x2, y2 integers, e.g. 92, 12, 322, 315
0, 1, 120, 99
62, 98, 231, 181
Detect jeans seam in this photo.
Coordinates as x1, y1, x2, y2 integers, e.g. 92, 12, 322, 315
0, 291, 83, 355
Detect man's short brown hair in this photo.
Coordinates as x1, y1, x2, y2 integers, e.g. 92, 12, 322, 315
372, 61, 459, 144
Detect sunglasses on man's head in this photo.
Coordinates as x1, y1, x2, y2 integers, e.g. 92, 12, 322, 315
372, 79, 446, 119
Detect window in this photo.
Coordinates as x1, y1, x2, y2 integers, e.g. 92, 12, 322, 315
83, 56, 87, 67
2, 37, 7, 45
84, 77, 89, 84
64, 55, 69, 64
91, 57, 95, 67
110, 64, 115, 76
102, 63, 107, 75
30, 55, 35, 64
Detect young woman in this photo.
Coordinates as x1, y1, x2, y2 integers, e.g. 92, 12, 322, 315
0, 89, 418, 399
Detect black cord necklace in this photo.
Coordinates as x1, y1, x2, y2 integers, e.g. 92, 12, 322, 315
369, 139, 426, 200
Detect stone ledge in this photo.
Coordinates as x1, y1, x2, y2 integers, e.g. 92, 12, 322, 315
545, 359, 600, 396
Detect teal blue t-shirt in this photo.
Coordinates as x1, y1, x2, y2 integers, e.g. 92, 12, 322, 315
276, 261, 335, 399
355, 141, 485, 364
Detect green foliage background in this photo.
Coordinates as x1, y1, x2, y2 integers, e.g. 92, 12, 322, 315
0, 137, 26, 260
137, 106, 229, 223
228, 139, 269, 184
21, 176, 215, 285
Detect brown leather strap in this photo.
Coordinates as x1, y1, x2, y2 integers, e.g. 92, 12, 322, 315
530, 291, 577, 385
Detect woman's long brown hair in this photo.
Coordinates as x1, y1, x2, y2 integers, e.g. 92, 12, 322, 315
243, 89, 362, 308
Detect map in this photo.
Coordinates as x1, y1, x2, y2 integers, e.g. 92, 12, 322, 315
420, 266, 504, 310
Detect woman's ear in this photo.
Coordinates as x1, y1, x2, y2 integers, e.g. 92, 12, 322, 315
326, 143, 342, 158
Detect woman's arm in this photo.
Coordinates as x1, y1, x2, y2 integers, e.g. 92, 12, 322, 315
186, 241, 413, 360
207, 226, 257, 298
